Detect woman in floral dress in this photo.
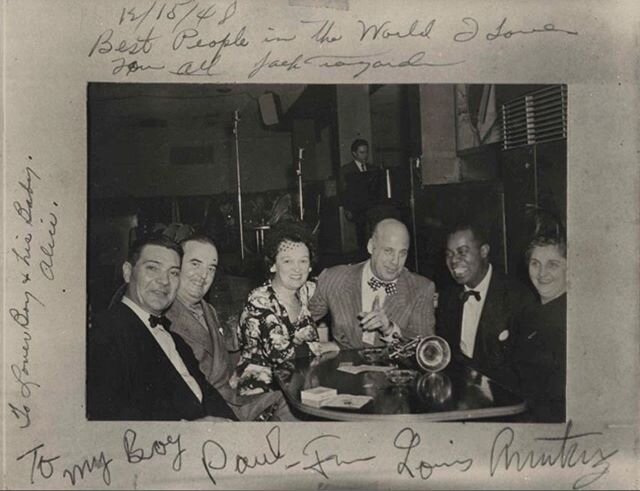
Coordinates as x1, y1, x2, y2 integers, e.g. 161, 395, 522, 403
233, 221, 321, 395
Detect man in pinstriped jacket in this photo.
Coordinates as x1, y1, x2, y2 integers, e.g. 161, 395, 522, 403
309, 218, 436, 350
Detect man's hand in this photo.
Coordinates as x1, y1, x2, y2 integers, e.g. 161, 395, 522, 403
358, 297, 393, 336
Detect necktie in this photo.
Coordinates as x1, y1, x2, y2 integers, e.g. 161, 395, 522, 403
149, 314, 171, 329
460, 290, 481, 303
368, 276, 397, 296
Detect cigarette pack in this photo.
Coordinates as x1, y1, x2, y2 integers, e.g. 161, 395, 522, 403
301, 386, 338, 407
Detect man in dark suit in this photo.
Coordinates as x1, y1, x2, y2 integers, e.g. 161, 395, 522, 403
165, 235, 293, 421
309, 218, 436, 349
87, 234, 237, 421
339, 139, 377, 251
436, 223, 535, 387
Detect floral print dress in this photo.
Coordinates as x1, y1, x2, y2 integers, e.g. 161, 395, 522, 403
234, 280, 319, 395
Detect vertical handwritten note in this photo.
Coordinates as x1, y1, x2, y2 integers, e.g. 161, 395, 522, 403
8, 159, 60, 432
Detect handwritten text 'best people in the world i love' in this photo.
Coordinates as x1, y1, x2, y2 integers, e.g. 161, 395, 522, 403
87, 0, 578, 80
8, 158, 60, 433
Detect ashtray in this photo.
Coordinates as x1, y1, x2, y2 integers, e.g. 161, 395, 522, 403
386, 368, 418, 386
361, 347, 387, 364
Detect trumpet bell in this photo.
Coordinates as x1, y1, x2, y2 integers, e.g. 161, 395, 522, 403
415, 336, 451, 373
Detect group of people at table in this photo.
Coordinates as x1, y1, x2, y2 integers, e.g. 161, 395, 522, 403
88, 215, 567, 423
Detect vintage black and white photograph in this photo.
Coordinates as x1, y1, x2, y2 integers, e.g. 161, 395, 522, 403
87, 82, 567, 424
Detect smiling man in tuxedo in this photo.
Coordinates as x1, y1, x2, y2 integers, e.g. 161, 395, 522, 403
87, 234, 237, 421
437, 223, 535, 387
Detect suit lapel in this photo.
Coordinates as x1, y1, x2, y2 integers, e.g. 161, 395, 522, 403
475, 273, 502, 360
341, 263, 365, 347
384, 271, 408, 327
169, 300, 215, 357
121, 303, 203, 409
438, 285, 463, 352
345, 263, 364, 313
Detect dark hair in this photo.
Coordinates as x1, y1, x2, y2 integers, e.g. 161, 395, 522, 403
525, 233, 567, 262
525, 210, 566, 261
351, 138, 369, 154
447, 222, 489, 248
264, 220, 316, 270
127, 233, 183, 266
180, 233, 217, 250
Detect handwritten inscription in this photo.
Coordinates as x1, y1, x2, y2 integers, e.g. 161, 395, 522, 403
8, 402, 32, 429
39, 206, 58, 281
248, 50, 464, 80
62, 452, 113, 486
296, 434, 376, 479
202, 426, 375, 485
489, 421, 618, 489
10, 421, 621, 488
123, 428, 186, 472
13, 166, 40, 226
9, 287, 44, 400
87, 6, 579, 79
454, 16, 578, 42
7, 160, 62, 444
16, 443, 112, 487
394, 427, 473, 480
358, 19, 436, 41
16, 444, 61, 485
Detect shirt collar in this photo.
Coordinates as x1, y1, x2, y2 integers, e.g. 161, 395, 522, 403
122, 295, 160, 329
364, 260, 397, 285
465, 263, 492, 297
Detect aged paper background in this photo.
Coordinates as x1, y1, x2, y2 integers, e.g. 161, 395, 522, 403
2, 0, 639, 489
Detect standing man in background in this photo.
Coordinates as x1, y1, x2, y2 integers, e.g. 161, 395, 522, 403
339, 138, 377, 253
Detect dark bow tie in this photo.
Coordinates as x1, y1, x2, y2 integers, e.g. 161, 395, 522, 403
368, 276, 397, 296
460, 290, 481, 303
149, 314, 171, 329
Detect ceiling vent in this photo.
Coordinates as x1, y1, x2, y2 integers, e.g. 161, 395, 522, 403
501, 85, 567, 150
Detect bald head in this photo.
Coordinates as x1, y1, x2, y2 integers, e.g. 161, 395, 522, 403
367, 219, 410, 281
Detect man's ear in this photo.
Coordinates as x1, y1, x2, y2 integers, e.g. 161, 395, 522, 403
367, 239, 374, 255
270, 264, 276, 273
480, 244, 490, 259
122, 261, 133, 284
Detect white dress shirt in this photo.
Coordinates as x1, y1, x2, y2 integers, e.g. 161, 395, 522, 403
355, 160, 367, 172
460, 264, 493, 358
360, 261, 401, 345
121, 296, 203, 402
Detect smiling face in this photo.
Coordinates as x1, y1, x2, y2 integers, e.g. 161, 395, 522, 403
367, 219, 410, 282
271, 240, 311, 292
528, 244, 567, 304
445, 229, 490, 288
123, 244, 181, 315
178, 240, 218, 305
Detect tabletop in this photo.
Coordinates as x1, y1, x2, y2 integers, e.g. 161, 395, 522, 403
275, 348, 526, 422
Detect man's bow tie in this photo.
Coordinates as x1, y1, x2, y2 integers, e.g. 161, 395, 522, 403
460, 290, 481, 303
368, 276, 397, 296
149, 314, 171, 329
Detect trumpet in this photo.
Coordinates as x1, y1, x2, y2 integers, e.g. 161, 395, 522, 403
388, 335, 452, 373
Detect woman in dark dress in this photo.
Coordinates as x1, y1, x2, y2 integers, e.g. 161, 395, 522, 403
513, 233, 567, 422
